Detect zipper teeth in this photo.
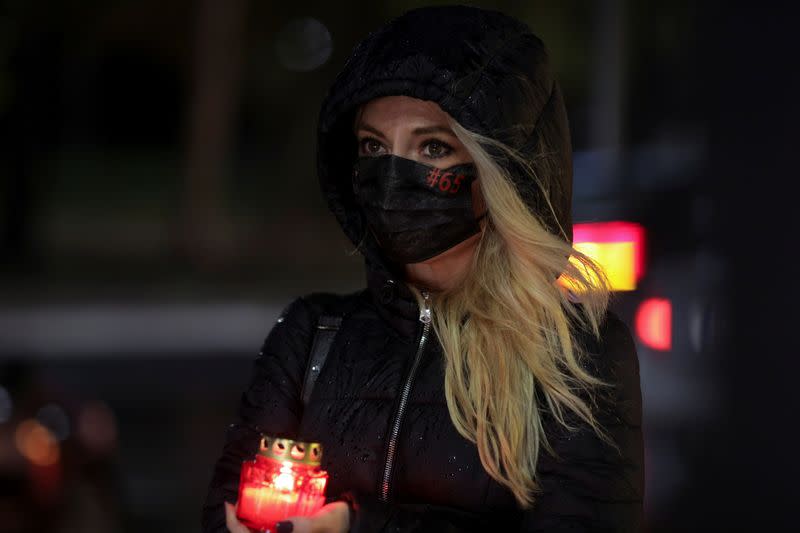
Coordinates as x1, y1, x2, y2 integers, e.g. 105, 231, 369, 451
379, 291, 431, 502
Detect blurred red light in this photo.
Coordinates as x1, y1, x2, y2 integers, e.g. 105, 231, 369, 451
635, 298, 672, 351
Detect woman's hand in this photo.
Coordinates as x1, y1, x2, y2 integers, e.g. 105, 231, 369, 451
273, 501, 350, 533
224, 502, 257, 533
224, 500, 350, 533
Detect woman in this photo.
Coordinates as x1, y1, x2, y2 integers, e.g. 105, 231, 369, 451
203, 5, 644, 533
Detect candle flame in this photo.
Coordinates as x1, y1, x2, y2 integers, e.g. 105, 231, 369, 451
274, 461, 295, 492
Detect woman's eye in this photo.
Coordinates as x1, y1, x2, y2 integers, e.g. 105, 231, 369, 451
422, 139, 453, 159
359, 137, 385, 155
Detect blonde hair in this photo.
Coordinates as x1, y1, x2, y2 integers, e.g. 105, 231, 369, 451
405, 117, 614, 508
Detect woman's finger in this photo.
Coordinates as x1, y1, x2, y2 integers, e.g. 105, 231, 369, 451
277, 516, 306, 533
224, 501, 347, 533
277, 501, 350, 533
224, 501, 252, 533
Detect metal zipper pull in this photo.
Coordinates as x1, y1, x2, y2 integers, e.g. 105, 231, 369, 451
419, 289, 431, 324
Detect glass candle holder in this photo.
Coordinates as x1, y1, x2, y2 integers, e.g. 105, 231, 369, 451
236, 435, 328, 531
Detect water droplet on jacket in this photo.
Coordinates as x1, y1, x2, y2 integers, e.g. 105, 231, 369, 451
448, 455, 456, 464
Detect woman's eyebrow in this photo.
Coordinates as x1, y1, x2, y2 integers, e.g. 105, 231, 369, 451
356, 122, 456, 139
356, 123, 388, 140
411, 125, 455, 137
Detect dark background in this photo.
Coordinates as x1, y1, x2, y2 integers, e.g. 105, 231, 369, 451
1, 0, 797, 531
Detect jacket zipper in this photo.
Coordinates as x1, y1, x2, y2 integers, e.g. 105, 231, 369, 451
379, 288, 432, 502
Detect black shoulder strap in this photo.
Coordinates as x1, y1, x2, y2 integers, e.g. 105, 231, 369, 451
300, 314, 342, 407
299, 290, 367, 407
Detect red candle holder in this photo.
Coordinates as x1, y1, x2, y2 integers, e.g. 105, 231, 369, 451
236, 435, 328, 532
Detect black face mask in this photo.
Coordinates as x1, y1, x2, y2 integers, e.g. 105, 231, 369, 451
352, 154, 488, 264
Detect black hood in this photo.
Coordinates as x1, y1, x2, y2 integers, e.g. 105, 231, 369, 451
315, 5, 573, 329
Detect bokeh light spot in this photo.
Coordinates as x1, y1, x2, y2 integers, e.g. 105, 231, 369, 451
14, 419, 60, 466
37, 403, 71, 441
0, 386, 12, 423
275, 17, 333, 72
77, 401, 118, 454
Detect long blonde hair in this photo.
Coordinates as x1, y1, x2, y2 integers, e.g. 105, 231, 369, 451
406, 117, 614, 509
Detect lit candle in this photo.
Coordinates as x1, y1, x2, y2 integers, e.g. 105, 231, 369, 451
236, 436, 328, 531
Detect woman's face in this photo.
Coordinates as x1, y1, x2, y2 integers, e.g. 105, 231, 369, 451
353, 95, 487, 223
353, 95, 487, 288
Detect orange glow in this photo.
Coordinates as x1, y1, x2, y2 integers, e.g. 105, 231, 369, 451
14, 419, 60, 466
635, 298, 672, 351
569, 221, 646, 292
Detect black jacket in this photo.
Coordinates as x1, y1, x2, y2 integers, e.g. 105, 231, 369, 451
200, 287, 643, 532
202, 5, 643, 532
